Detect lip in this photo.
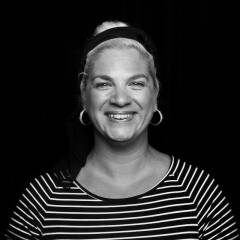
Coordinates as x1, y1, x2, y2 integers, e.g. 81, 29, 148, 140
105, 111, 137, 122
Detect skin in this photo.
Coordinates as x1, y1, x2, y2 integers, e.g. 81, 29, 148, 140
83, 48, 158, 143
77, 48, 171, 199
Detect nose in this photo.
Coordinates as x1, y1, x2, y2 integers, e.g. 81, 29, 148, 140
110, 87, 132, 107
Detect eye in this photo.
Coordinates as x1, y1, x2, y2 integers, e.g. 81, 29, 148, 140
95, 82, 112, 89
129, 81, 145, 89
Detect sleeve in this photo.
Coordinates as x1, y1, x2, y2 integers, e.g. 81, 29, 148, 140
195, 170, 239, 239
5, 180, 43, 240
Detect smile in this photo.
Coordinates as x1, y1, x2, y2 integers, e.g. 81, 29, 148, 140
106, 112, 136, 121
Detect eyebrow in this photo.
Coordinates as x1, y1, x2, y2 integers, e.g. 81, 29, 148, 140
92, 74, 149, 82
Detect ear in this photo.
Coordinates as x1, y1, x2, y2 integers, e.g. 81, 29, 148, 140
80, 80, 84, 94
154, 79, 160, 109
80, 80, 87, 109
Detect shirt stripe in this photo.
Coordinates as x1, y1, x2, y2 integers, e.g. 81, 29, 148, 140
5, 157, 239, 239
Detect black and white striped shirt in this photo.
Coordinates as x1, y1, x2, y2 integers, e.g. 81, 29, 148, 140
6, 157, 239, 239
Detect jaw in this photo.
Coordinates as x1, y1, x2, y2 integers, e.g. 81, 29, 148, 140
89, 107, 154, 146
96, 117, 149, 145
94, 125, 149, 152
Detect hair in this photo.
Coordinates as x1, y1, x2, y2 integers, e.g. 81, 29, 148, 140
78, 21, 160, 107
93, 21, 129, 36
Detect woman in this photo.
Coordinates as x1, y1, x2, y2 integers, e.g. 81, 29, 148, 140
6, 21, 239, 239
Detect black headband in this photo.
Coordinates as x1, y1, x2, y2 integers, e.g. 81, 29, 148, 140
80, 26, 157, 63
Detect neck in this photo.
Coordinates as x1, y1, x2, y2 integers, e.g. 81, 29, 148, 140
86, 130, 154, 183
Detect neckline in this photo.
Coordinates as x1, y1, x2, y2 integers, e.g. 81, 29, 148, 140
73, 155, 175, 203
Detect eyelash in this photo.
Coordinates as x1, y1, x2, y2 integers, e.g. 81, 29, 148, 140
94, 81, 146, 89
130, 81, 145, 87
95, 82, 112, 89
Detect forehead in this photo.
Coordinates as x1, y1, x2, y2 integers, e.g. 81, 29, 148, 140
92, 48, 149, 75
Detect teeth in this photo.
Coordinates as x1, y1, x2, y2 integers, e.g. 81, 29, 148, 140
108, 114, 133, 120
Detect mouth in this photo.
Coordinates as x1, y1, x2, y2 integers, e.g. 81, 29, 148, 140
105, 112, 136, 122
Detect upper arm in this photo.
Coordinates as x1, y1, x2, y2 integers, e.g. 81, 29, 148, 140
195, 172, 239, 239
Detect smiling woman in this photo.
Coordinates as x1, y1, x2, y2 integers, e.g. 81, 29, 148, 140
5, 20, 239, 240
83, 48, 157, 143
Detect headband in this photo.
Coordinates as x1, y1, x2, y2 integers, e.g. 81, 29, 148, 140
80, 26, 157, 63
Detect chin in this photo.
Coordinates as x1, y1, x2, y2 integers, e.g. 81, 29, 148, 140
107, 133, 133, 143
98, 123, 146, 143
104, 128, 136, 143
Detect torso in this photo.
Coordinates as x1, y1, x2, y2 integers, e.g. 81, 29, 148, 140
76, 151, 171, 199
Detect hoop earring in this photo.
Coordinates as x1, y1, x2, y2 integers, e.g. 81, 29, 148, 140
150, 109, 163, 126
79, 109, 91, 125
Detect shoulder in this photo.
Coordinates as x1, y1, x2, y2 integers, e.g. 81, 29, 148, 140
166, 157, 235, 219
170, 156, 214, 181
21, 169, 76, 199
168, 156, 221, 198
153, 152, 215, 189
153, 151, 212, 184
172, 158, 240, 238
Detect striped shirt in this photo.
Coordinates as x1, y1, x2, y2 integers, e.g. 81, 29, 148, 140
5, 157, 239, 239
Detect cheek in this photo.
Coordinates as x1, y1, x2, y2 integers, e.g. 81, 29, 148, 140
139, 90, 157, 110
84, 89, 107, 112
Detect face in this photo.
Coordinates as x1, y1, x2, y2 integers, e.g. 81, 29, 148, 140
82, 48, 158, 143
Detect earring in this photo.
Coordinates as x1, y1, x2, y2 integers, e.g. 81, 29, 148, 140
79, 109, 91, 125
150, 109, 163, 126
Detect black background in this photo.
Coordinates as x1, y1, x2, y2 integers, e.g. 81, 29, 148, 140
3, 0, 240, 236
